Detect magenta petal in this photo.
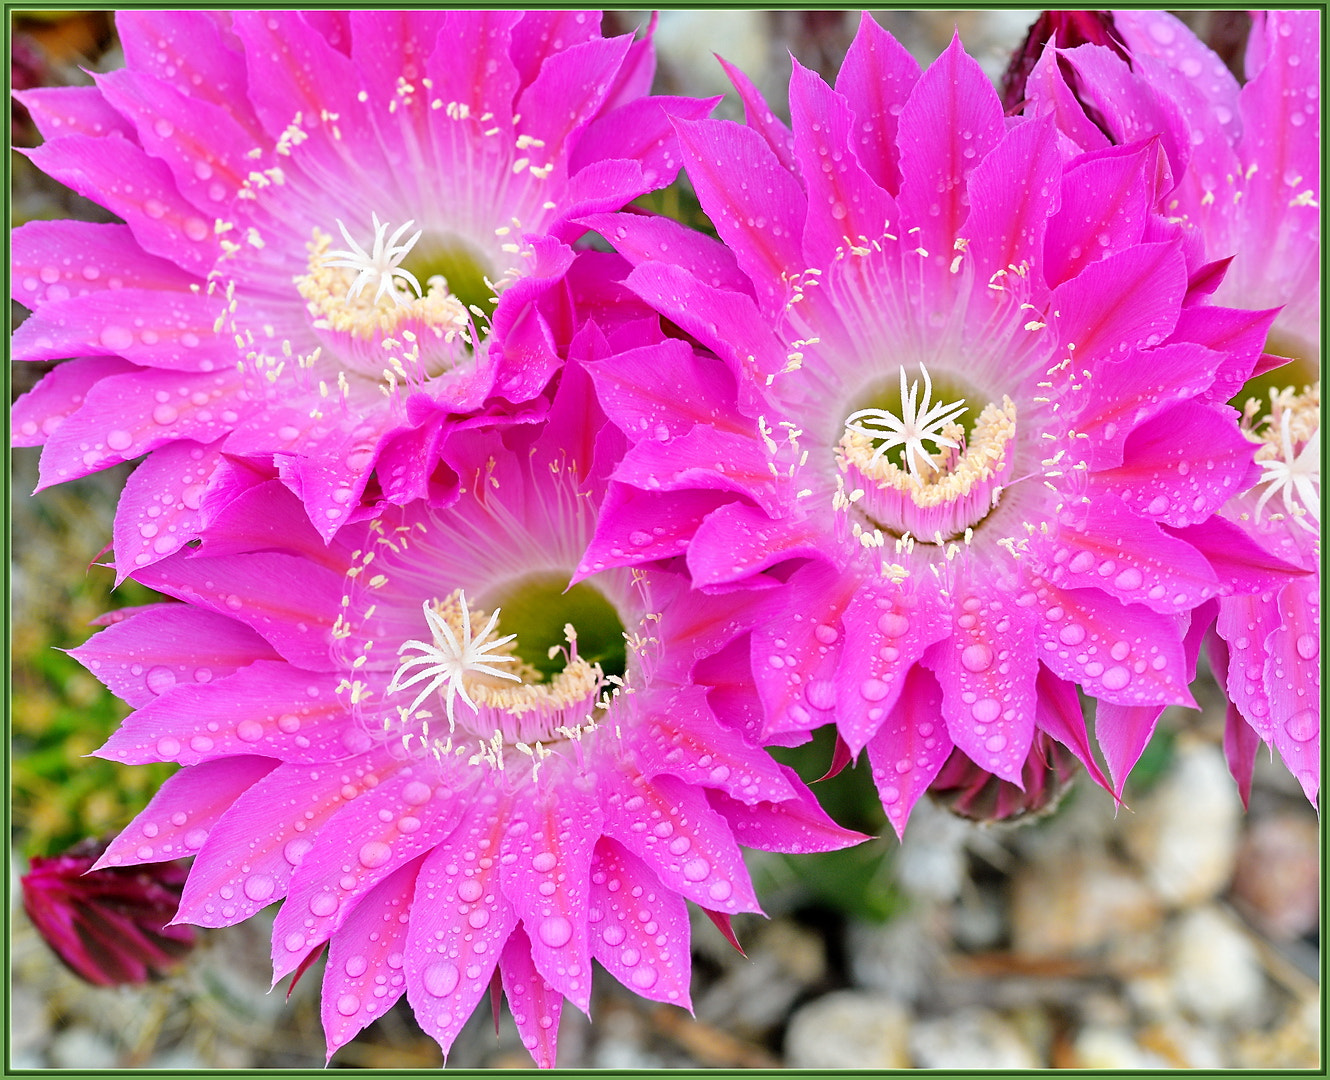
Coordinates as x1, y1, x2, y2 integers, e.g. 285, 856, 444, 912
273, 767, 466, 978
688, 501, 830, 588
322, 857, 420, 1059
131, 550, 341, 671
964, 114, 1060, 285
588, 838, 692, 1009
499, 777, 601, 1012
578, 484, 735, 577
603, 767, 758, 916
92, 756, 278, 871
1206, 633, 1259, 810
70, 604, 279, 709
509, 11, 600, 89
788, 59, 895, 268
1045, 140, 1159, 287
613, 426, 783, 517
638, 686, 795, 806
709, 765, 870, 853
716, 54, 797, 177
12, 221, 194, 313
834, 578, 949, 754
673, 117, 807, 315
834, 13, 921, 196
1034, 582, 1194, 709
499, 925, 563, 1069
1023, 40, 1111, 154
570, 94, 718, 190
1032, 664, 1113, 797
16, 85, 136, 143
23, 136, 219, 275
192, 478, 353, 570
1051, 241, 1185, 360
1164, 514, 1307, 597
96, 662, 352, 767
579, 211, 752, 295
404, 792, 518, 1061
515, 35, 632, 165
921, 578, 1038, 787
1265, 577, 1320, 803
750, 561, 857, 738
11, 357, 138, 448
1086, 400, 1258, 528
894, 33, 1004, 279
1170, 305, 1281, 405
1216, 592, 1279, 742
1040, 493, 1221, 614
112, 439, 223, 580
179, 747, 402, 930
587, 337, 736, 441
1093, 700, 1165, 798
864, 665, 954, 838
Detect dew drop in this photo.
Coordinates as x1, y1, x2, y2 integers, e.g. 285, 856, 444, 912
1285, 709, 1317, 742
457, 878, 483, 903
310, 892, 339, 917
1295, 634, 1319, 660
236, 719, 263, 743
878, 612, 910, 637
960, 643, 993, 672
538, 915, 573, 949
359, 841, 392, 869
244, 873, 276, 902
1102, 666, 1131, 691
145, 666, 177, 695
532, 851, 557, 873
423, 960, 460, 997
971, 698, 1001, 723
344, 954, 368, 978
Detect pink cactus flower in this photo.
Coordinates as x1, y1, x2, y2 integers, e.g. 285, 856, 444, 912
74, 370, 864, 1067
12, 9, 711, 575
21, 836, 196, 987
577, 15, 1296, 836
1020, 9, 1320, 365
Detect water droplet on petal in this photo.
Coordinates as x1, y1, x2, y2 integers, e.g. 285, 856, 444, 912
538, 915, 573, 948
423, 960, 460, 997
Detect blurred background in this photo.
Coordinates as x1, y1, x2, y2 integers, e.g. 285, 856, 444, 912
10, 8, 1320, 1070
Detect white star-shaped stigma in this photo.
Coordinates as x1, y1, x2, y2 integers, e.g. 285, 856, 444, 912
324, 212, 424, 306
845, 363, 969, 481
388, 595, 522, 726
1253, 410, 1320, 532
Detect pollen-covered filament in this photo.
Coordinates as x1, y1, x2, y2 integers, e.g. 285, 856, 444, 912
387, 590, 608, 760
838, 394, 1016, 543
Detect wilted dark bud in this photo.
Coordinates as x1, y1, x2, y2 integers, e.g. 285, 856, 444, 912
21, 837, 196, 986
929, 732, 1080, 824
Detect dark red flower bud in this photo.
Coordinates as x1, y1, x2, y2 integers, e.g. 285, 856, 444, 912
1000, 10, 1130, 114
21, 837, 196, 987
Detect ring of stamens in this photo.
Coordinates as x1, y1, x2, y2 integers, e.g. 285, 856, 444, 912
839, 390, 1016, 542
845, 363, 969, 482
1250, 384, 1321, 533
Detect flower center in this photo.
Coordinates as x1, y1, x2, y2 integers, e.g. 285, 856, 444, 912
1249, 384, 1320, 533
837, 365, 1014, 543
384, 578, 628, 771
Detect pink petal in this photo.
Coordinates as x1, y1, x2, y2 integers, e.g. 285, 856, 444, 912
672, 117, 807, 316
1093, 701, 1165, 798
91, 756, 277, 870
1045, 140, 1161, 287
1205, 632, 1259, 809
272, 767, 467, 975
13, 85, 134, 143
514, 35, 632, 168
587, 838, 692, 1008
11, 357, 138, 448
579, 211, 753, 295
1216, 592, 1279, 743
509, 11, 600, 90
894, 33, 1004, 283
1086, 400, 1258, 528
750, 560, 858, 738
322, 857, 420, 1059
1032, 664, 1113, 797
688, 501, 831, 588
1264, 576, 1320, 803
1164, 514, 1307, 598
499, 776, 602, 1012
788, 59, 896, 268
116, 10, 263, 141
192, 478, 354, 570
864, 665, 955, 838
570, 94, 718, 191
921, 576, 1039, 786
834, 13, 921, 196
405, 790, 519, 1060
1022, 41, 1111, 154
638, 685, 796, 805
70, 604, 279, 709
1032, 580, 1194, 708
112, 439, 224, 580
708, 765, 870, 853
131, 550, 341, 671
602, 765, 758, 916
716, 54, 796, 177
95, 661, 353, 766
964, 114, 1060, 286
24, 135, 220, 275
833, 576, 950, 753
612, 425, 784, 518
1170, 305, 1281, 405
1040, 493, 1221, 614
1050, 240, 1185, 361
499, 925, 563, 1069
578, 484, 735, 577
588, 336, 740, 442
